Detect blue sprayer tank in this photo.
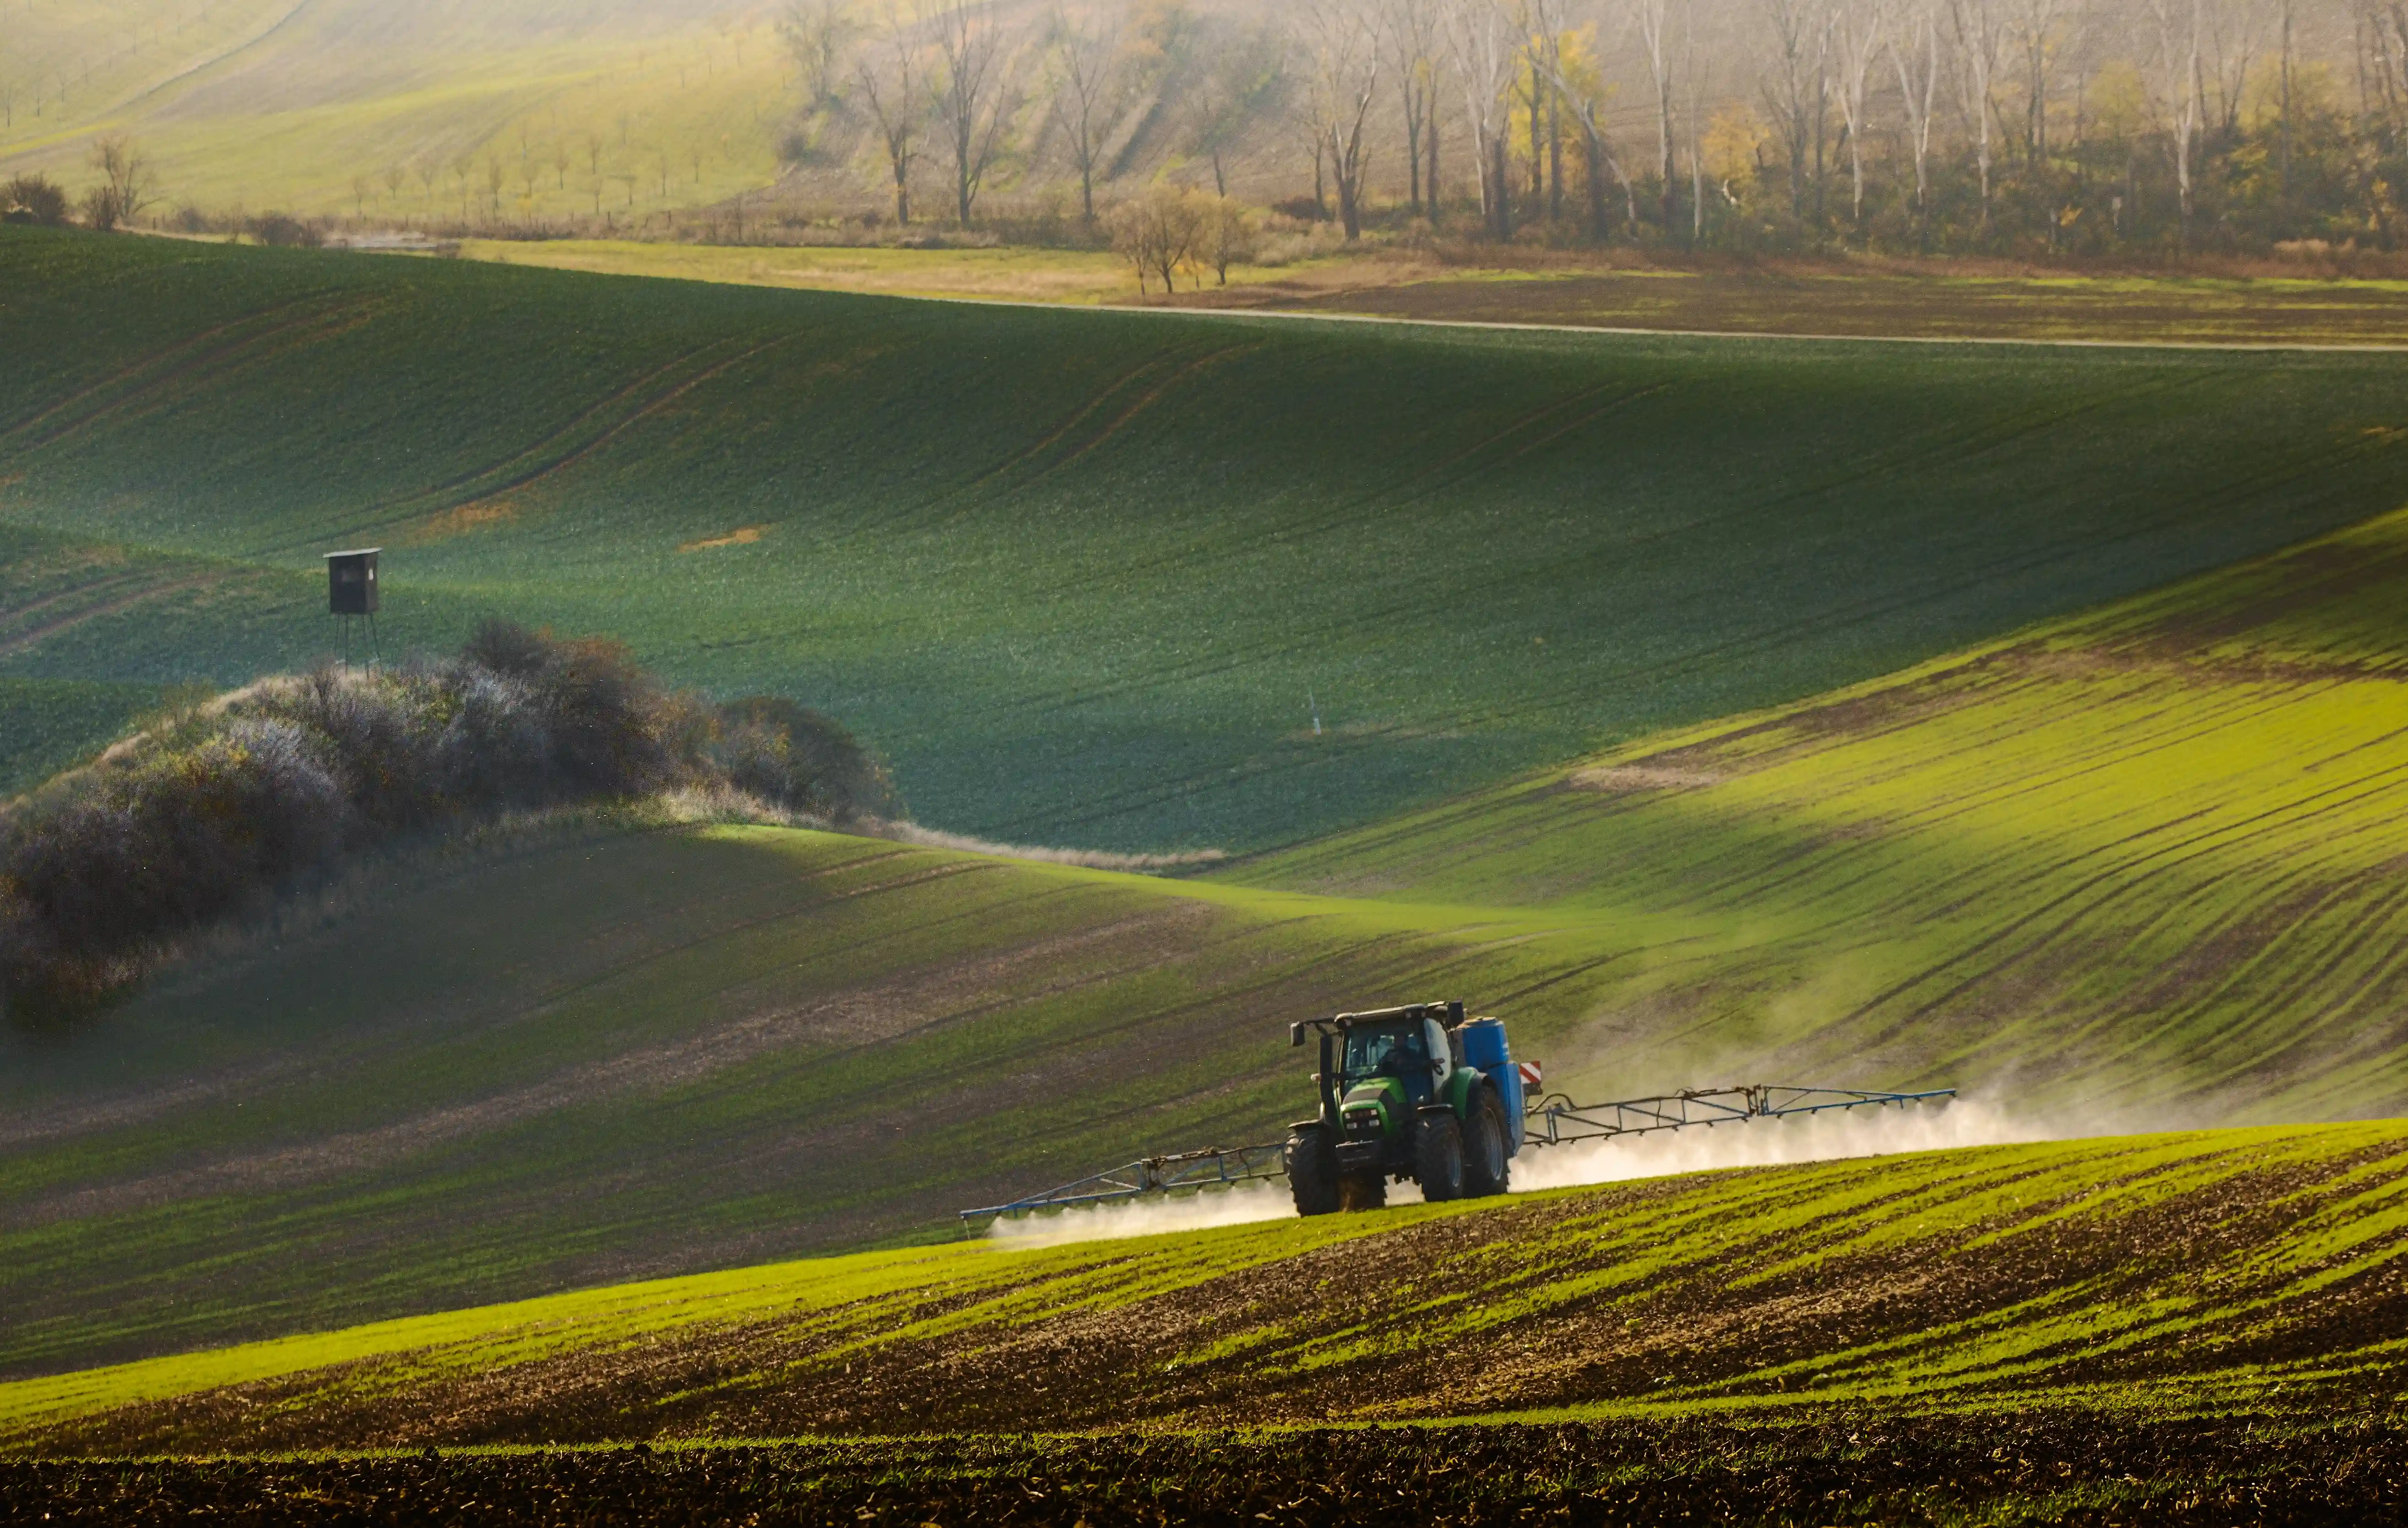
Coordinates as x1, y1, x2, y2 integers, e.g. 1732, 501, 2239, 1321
1459, 1017, 1523, 1155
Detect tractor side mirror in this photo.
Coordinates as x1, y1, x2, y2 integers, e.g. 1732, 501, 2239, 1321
1289, 1022, 1305, 1048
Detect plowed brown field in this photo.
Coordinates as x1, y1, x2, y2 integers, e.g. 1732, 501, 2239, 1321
6, 1416, 2405, 1526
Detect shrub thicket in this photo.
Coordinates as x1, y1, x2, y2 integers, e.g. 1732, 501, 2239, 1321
2, 175, 69, 227
0, 622, 894, 1018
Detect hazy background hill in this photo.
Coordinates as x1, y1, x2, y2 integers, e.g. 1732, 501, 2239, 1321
0, 0, 2387, 261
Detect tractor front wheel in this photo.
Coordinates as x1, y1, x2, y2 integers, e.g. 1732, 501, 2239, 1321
1416, 1113, 1465, 1202
1285, 1126, 1341, 1216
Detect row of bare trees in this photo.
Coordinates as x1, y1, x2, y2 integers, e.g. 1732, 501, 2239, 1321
768, 0, 2384, 253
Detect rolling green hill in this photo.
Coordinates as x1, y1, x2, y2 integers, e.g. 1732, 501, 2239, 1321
5, 1121, 2405, 1456
11, 488, 2408, 1384
10, 227, 2408, 852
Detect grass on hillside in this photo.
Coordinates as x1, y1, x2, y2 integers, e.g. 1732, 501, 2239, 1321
0, 819, 1636, 1376
13, 329, 2408, 1378
1197, 260, 2408, 346
1229, 503, 2408, 1126
4, 1121, 2405, 1456
10, 227, 2408, 851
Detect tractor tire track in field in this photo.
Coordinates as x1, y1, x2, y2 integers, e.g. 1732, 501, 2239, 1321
0, 294, 357, 450
304, 337, 793, 551
0, 571, 233, 661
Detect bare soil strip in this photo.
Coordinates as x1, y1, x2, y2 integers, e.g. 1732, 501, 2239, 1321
5, 1415, 2402, 1526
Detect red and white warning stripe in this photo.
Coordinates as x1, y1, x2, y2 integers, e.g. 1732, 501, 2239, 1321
1517, 1060, 1543, 1091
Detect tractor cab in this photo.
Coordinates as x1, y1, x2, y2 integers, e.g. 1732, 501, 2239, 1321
1340, 1016, 1450, 1103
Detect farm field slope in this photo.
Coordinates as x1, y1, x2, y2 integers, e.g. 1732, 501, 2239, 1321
10, 230, 2408, 851
4, 1122, 2406, 1455
1230, 503, 2408, 1126
0, 821, 1643, 1378
16, 486, 2408, 1380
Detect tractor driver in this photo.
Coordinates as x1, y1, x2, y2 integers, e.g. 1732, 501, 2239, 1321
1347, 1023, 1438, 1105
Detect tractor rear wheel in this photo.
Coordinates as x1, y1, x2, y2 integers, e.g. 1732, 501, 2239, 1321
1338, 1170, 1388, 1211
1416, 1113, 1465, 1202
1463, 1088, 1512, 1198
1285, 1126, 1341, 1217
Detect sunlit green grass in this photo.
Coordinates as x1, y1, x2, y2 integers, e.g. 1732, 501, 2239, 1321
1229, 505, 2408, 1122
5, 1120, 2403, 1453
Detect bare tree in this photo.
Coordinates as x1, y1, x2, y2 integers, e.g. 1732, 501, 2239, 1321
2011, 0, 2062, 166
1760, 0, 1823, 218
1199, 193, 1258, 283
1110, 182, 1205, 293
1542, 4, 1638, 238
87, 136, 157, 228
2202, 0, 2267, 133
781, 0, 856, 107
1447, 0, 1519, 238
934, 0, 1019, 227
1300, 0, 1383, 239
1636, 0, 1682, 230
1047, 6, 1123, 224
1889, 0, 1943, 223
1386, 0, 1445, 214
1951, 0, 2006, 221
2147, 0, 2205, 248
1833, 0, 1888, 228
857, 5, 928, 225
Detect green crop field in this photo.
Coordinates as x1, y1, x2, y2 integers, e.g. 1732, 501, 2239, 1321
11, 479, 2408, 1384
10, 227, 2408, 853
1231, 501, 2408, 1124
5, 1121, 2406, 1456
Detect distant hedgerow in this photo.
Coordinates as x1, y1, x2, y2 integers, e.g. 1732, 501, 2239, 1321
0, 622, 896, 1020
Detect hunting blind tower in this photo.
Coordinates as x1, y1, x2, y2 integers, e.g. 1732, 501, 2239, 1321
325, 548, 380, 663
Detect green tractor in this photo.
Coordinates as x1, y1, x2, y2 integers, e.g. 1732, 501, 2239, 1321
1283, 1000, 1527, 1214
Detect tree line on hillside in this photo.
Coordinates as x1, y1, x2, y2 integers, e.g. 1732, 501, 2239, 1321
0, 624, 896, 1023
786, 0, 2407, 257
12, 0, 2406, 261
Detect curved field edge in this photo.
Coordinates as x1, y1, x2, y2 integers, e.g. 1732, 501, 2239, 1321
4, 1121, 2406, 1456
10, 228, 2408, 850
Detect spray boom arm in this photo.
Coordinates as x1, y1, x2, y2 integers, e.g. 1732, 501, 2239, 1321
960, 1081, 1957, 1226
